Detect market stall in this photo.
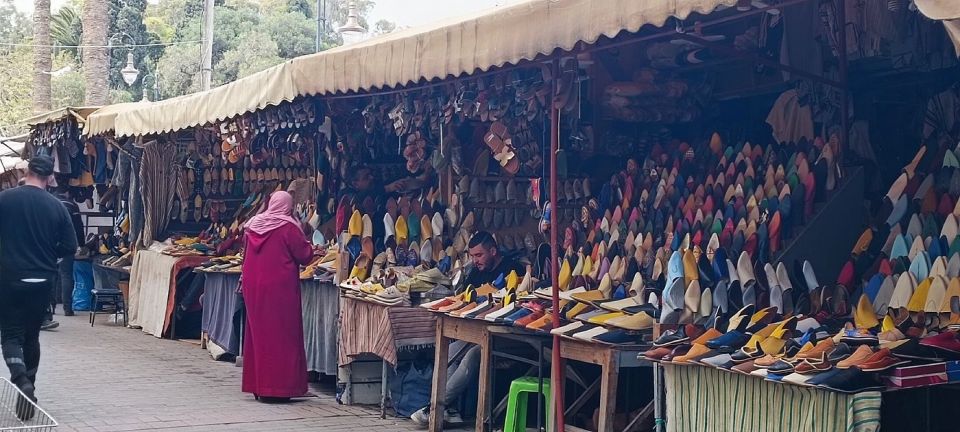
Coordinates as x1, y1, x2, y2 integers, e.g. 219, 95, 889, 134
68, 0, 960, 429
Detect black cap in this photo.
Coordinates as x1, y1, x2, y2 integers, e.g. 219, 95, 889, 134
28, 155, 55, 177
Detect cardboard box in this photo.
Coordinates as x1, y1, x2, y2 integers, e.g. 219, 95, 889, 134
889, 362, 946, 378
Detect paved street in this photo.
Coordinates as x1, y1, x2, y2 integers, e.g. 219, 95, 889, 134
32, 315, 422, 432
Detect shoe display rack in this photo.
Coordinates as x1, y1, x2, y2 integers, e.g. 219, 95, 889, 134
646, 142, 960, 432
62, 0, 960, 430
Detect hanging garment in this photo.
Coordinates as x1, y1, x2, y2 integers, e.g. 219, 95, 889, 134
924, 87, 959, 140
138, 140, 178, 248
766, 90, 815, 144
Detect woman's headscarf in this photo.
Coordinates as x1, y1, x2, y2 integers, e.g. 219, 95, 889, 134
244, 191, 300, 235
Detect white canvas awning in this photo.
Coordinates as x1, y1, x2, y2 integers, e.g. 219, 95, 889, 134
85, 101, 155, 137
113, 0, 736, 137
22, 106, 101, 127
915, 0, 960, 56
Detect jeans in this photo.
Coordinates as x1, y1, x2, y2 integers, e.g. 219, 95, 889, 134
0, 279, 50, 388
59, 256, 76, 312
44, 256, 75, 320
444, 344, 481, 406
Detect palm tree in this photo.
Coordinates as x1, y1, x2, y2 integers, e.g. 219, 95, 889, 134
32, 0, 51, 113
51, 5, 82, 61
81, 0, 109, 105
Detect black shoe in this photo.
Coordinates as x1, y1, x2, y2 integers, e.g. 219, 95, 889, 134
64, 310, 75, 317
15, 382, 36, 421
258, 396, 292, 404
40, 320, 60, 331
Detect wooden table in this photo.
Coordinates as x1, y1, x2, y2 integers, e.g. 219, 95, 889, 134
558, 338, 652, 432
429, 314, 491, 432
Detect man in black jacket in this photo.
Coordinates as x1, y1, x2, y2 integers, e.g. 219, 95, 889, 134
0, 156, 78, 413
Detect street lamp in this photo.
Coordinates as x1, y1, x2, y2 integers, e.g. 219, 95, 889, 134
338, 1, 367, 45
109, 33, 140, 87
120, 49, 140, 87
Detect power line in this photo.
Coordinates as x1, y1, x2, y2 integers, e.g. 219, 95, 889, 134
0, 40, 203, 49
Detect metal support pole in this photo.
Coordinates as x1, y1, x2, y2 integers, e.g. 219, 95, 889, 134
837, 0, 849, 163
653, 363, 665, 432
549, 59, 566, 432
200, 0, 214, 91
380, 360, 388, 419
316, 0, 326, 52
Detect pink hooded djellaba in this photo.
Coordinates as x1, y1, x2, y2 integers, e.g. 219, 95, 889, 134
240, 192, 314, 398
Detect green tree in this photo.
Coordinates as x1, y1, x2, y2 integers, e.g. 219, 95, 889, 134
145, 0, 384, 100
109, 0, 160, 101
263, 11, 316, 58
215, 31, 282, 84
155, 42, 201, 97
50, 5, 82, 60
288, 0, 312, 18
372, 19, 395, 36
51, 58, 85, 109
0, 46, 34, 136
0, 0, 30, 45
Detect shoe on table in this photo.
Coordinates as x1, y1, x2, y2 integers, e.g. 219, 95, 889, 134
816, 368, 886, 393
40, 320, 60, 331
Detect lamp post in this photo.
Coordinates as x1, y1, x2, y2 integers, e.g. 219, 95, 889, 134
337, 1, 367, 45
120, 49, 140, 86
109, 33, 140, 88
140, 66, 160, 102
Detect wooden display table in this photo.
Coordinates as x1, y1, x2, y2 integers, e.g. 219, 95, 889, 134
558, 339, 653, 432
430, 315, 492, 432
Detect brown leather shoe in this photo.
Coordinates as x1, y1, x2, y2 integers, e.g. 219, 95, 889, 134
794, 355, 833, 374
525, 314, 553, 332
672, 344, 715, 364
793, 338, 835, 361
644, 346, 674, 361
836, 345, 875, 369
732, 359, 760, 374
661, 345, 692, 362
857, 348, 909, 372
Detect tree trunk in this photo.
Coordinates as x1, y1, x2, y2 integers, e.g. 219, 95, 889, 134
81, 0, 110, 105
32, 0, 52, 113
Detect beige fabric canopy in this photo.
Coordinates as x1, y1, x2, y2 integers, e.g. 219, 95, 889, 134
915, 0, 960, 56
22, 106, 101, 126
114, 0, 736, 137
85, 101, 155, 136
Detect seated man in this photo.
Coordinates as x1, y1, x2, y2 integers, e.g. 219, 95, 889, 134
410, 231, 523, 428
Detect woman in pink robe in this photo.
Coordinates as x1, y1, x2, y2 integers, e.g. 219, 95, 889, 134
240, 191, 314, 401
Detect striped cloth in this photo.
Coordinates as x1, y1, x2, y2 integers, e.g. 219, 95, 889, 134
138, 139, 179, 247
663, 364, 881, 432
338, 296, 436, 367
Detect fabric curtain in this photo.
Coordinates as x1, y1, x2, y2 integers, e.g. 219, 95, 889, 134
663, 364, 881, 432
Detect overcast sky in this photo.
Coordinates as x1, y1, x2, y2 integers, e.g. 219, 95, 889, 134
12, 0, 514, 28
